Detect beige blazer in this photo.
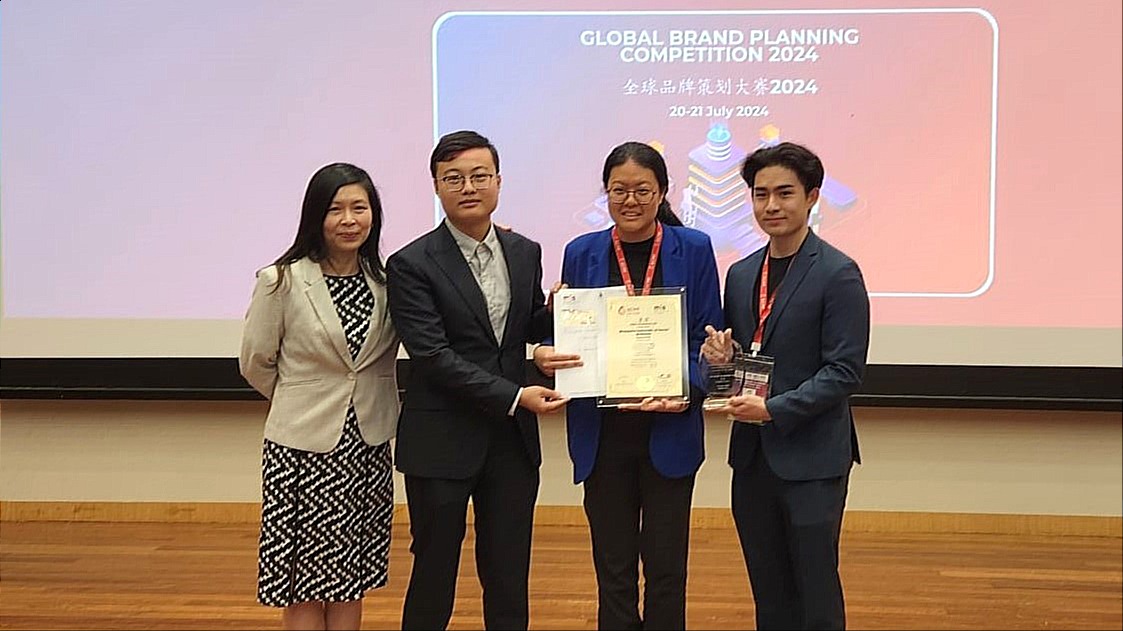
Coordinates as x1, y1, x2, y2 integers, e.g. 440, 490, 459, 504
239, 257, 399, 452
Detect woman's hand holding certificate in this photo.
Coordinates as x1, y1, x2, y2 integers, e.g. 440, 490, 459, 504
617, 397, 690, 413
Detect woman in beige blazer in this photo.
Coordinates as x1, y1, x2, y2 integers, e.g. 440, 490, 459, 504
240, 163, 399, 631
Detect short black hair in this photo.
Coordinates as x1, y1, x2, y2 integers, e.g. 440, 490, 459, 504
430, 130, 500, 177
741, 142, 824, 194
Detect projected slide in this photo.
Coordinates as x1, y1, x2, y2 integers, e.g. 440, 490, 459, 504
435, 10, 995, 298
1, 1, 1120, 365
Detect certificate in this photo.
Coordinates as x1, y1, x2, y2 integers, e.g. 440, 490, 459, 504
600, 287, 689, 406
552, 286, 627, 398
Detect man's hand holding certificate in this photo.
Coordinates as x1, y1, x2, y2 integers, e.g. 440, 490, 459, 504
532, 345, 583, 377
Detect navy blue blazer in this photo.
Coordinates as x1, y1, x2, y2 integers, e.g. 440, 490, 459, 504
725, 230, 869, 481
560, 224, 724, 483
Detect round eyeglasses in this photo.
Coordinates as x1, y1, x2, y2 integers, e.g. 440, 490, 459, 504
440, 173, 495, 192
607, 188, 656, 204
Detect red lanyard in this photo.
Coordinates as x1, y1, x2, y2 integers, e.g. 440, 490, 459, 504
611, 222, 663, 296
751, 255, 779, 354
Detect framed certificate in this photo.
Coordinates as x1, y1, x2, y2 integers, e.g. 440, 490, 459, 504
597, 287, 689, 408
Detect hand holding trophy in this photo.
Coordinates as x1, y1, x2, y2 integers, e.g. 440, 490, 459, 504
701, 325, 744, 412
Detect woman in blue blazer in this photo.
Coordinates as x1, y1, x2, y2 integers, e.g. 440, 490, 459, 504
536, 142, 723, 630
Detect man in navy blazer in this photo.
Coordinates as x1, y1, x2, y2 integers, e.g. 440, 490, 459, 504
387, 131, 567, 630
704, 142, 870, 630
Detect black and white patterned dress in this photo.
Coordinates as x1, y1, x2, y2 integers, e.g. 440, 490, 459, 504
256, 273, 394, 607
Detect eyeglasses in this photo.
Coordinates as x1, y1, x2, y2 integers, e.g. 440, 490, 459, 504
439, 173, 495, 192
607, 188, 657, 204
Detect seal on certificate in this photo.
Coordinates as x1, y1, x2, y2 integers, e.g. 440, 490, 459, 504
634, 375, 656, 392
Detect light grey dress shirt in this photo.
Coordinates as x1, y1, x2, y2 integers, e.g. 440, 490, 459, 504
446, 220, 511, 342
445, 219, 520, 416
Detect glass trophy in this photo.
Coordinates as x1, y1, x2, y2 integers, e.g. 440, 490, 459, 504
700, 340, 746, 412
701, 343, 776, 414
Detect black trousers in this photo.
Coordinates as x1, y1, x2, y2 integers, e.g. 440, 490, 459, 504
732, 449, 850, 630
401, 421, 539, 631
582, 415, 696, 630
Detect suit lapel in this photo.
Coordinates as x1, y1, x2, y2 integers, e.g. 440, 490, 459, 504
297, 258, 353, 367
353, 271, 394, 369
762, 232, 820, 349
496, 229, 525, 347
585, 230, 611, 288
428, 224, 494, 340
740, 251, 766, 338
659, 226, 687, 289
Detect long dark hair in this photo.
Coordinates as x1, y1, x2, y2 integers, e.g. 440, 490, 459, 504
601, 141, 684, 227
271, 163, 386, 291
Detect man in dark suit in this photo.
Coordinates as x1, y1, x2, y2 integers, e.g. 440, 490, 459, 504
387, 130, 568, 630
703, 142, 870, 630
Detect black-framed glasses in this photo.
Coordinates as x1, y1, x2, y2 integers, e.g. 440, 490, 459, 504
607, 187, 656, 204
440, 173, 495, 192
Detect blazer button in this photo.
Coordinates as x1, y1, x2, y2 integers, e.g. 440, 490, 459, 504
347, 372, 356, 380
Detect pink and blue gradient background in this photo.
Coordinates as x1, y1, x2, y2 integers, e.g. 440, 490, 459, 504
436, 11, 993, 298
2, 0, 1120, 332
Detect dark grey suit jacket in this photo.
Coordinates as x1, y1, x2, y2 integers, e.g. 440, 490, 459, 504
725, 230, 870, 481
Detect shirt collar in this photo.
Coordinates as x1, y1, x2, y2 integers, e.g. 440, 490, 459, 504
445, 218, 497, 259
